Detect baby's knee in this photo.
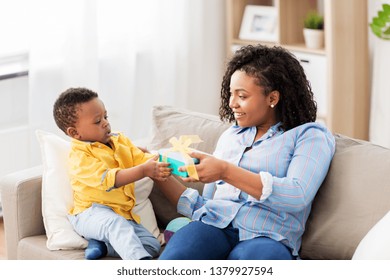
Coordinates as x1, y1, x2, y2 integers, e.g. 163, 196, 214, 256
143, 237, 161, 258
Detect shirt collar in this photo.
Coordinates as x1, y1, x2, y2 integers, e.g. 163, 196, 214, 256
71, 132, 119, 148
232, 122, 283, 146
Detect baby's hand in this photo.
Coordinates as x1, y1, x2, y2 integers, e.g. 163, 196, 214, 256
143, 155, 172, 181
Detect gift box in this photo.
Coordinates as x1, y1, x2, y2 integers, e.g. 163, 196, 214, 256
158, 135, 202, 179
159, 148, 199, 177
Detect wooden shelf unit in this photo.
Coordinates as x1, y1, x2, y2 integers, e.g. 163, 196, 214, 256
226, 0, 369, 140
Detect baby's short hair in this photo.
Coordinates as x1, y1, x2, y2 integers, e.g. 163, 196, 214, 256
53, 87, 98, 134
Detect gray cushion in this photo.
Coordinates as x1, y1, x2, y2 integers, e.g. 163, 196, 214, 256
148, 106, 231, 227
301, 134, 390, 259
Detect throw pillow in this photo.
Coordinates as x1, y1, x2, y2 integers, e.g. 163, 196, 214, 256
132, 177, 160, 238
148, 105, 231, 153
352, 211, 390, 260
36, 129, 88, 250
300, 134, 390, 259
36, 130, 160, 251
148, 106, 231, 228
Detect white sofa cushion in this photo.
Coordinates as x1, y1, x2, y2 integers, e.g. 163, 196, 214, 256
36, 130, 159, 251
36, 130, 87, 250
352, 211, 390, 260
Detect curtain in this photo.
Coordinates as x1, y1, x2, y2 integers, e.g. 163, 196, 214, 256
369, 39, 390, 147
369, 0, 390, 147
27, 0, 225, 166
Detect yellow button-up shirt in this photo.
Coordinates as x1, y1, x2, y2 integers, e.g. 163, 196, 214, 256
68, 132, 154, 223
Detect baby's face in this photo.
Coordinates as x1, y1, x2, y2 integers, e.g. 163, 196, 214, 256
73, 97, 112, 144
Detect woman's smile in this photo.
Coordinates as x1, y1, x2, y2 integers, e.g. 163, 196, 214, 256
234, 112, 246, 119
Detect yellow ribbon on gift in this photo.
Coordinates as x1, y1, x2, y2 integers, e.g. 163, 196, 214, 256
162, 135, 203, 180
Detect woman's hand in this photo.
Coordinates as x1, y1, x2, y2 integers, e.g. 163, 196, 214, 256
179, 151, 228, 183
179, 150, 264, 199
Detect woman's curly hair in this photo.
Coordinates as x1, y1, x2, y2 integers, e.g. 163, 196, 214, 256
53, 87, 98, 134
219, 44, 317, 131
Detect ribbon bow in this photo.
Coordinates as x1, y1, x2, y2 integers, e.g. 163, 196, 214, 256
162, 135, 203, 180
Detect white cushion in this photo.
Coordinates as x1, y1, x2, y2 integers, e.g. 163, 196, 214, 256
36, 130, 159, 251
36, 130, 87, 250
352, 211, 390, 260
132, 177, 160, 238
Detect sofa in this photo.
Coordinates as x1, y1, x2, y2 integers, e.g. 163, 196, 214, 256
1, 105, 390, 260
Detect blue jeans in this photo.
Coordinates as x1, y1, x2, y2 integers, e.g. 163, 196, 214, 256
159, 221, 294, 260
68, 203, 160, 260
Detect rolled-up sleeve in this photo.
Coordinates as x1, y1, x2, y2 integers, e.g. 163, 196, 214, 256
247, 171, 273, 202
69, 151, 120, 192
259, 125, 335, 212
177, 188, 207, 218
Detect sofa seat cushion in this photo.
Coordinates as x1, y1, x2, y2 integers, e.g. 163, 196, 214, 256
18, 236, 85, 260
301, 134, 390, 259
18, 235, 119, 260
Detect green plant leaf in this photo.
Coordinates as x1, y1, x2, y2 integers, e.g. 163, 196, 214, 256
383, 3, 390, 14
370, 4, 390, 40
373, 17, 386, 27
378, 11, 390, 20
370, 23, 382, 38
384, 27, 390, 35
303, 11, 324, 30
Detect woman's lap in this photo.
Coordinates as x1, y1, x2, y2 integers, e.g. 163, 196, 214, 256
227, 236, 295, 260
159, 221, 237, 260
159, 221, 294, 260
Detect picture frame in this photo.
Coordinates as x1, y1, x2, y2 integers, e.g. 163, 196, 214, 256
239, 5, 278, 42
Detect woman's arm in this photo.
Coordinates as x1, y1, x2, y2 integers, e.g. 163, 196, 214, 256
180, 151, 264, 200
181, 125, 335, 211
153, 176, 187, 206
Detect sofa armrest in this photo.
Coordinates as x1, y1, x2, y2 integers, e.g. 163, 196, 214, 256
0, 166, 44, 259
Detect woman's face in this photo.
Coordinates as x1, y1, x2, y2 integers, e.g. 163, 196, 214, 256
229, 70, 277, 129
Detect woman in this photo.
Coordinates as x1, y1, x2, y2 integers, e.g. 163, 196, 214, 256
156, 44, 335, 260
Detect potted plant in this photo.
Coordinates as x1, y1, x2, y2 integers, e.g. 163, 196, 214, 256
303, 11, 324, 49
370, 3, 390, 40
